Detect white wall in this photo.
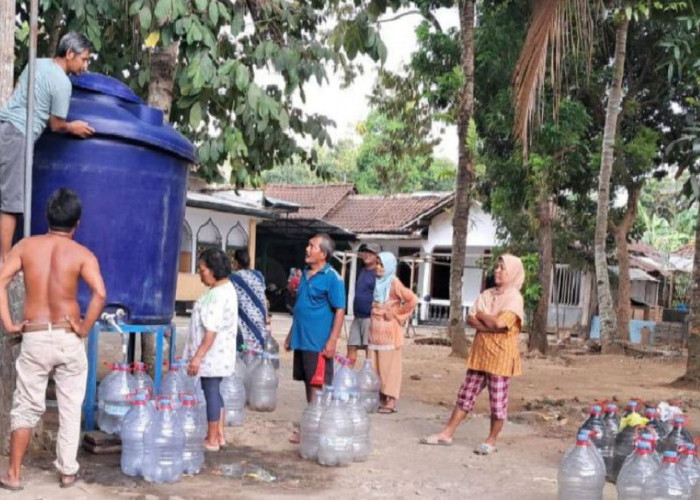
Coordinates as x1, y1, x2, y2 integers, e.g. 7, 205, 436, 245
347, 206, 499, 320
182, 206, 255, 273
427, 205, 499, 248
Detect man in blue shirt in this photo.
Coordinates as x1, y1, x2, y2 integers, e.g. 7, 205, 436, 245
0, 32, 95, 263
284, 233, 346, 404
346, 243, 379, 367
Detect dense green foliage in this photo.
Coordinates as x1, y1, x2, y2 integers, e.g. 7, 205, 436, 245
14, 0, 396, 183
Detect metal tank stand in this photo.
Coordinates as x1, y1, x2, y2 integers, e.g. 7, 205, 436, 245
82, 312, 177, 431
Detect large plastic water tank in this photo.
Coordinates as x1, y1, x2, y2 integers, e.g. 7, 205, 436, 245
31, 73, 197, 324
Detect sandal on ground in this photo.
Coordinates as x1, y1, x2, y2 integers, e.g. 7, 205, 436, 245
0, 477, 23, 491
473, 443, 497, 455
377, 406, 397, 414
419, 434, 453, 446
203, 442, 221, 452
59, 474, 78, 489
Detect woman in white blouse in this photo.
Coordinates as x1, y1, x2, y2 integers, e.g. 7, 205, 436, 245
185, 248, 238, 451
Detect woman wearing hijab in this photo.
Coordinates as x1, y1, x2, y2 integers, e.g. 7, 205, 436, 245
368, 252, 418, 414
420, 254, 525, 455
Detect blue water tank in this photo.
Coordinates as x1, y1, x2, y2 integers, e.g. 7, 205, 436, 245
32, 73, 197, 324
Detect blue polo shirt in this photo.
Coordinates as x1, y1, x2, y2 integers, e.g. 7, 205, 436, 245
291, 264, 347, 352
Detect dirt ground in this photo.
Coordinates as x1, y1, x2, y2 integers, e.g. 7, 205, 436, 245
2, 314, 698, 500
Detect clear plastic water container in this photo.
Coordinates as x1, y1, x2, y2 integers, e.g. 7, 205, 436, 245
643, 451, 690, 499
142, 397, 186, 483
679, 444, 700, 488
264, 333, 280, 370
348, 393, 371, 462
616, 440, 658, 499
97, 361, 136, 435
317, 397, 354, 467
179, 394, 206, 475
357, 358, 381, 413
658, 416, 694, 455
300, 390, 324, 460
132, 362, 154, 396
221, 374, 246, 426
120, 390, 155, 477
247, 355, 278, 412
557, 432, 605, 500
332, 358, 358, 402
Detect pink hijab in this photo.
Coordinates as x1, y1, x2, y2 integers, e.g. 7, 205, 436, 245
472, 254, 525, 322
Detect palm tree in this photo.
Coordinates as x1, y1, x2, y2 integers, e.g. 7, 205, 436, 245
511, 0, 595, 354
512, 0, 633, 352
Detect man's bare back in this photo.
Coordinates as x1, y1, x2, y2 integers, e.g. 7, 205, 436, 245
0, 231, 106, 337
19, 232, 100, 323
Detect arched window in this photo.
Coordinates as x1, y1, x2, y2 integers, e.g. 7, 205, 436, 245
179, 220, 193, 273
196, 219, 222, 258
225, 222, 248, 262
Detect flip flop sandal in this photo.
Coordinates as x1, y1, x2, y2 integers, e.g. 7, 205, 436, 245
473, 443, 497, 455
377, 407, 397, 414
203, 442, 221, 452
59, 474, 79, 488
419, 434, 453, 446
0, 478, 23, 491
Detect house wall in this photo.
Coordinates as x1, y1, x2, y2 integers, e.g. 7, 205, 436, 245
349, 206, 499, 322
181, 207, 254, 273
177, 206, 257, 302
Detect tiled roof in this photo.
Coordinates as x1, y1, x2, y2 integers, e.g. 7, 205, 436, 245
263, 184, 355, 220
263, 184, 453, 234
673, 243, 694, 259
327, 193, 452, 234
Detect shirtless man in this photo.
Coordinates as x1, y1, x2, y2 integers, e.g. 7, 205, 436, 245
0, 188, 106, 491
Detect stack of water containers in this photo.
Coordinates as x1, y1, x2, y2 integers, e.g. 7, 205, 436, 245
121, 390, 207, 483
557, 399, 700, 499
142, 396, 186, 483
97, 361, 136, 434
299, 356, 378, 467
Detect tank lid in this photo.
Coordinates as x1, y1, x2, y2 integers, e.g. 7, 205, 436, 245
70, 73, 140, 103
67, 74, 198, 164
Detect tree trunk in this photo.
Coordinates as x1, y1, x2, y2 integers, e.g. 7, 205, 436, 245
448, 0, 476, 358
0, 0, 18, 456
594, 17, 628, 350
0, 278, 26, 455
147, 43, 179, 122
142, 42, 179, 374
613, 184, 639, 343
685, 200, 700, 382
529, 195, 553, 354
0, 0, 14, 106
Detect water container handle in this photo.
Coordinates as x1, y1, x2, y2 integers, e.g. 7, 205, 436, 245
334, 354, 351, 366
135, 386, 153, 399
241, 343, 263, 354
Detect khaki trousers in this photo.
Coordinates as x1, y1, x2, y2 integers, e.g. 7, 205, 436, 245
11, 328, 87, 475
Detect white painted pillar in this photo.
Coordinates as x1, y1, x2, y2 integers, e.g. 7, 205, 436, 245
420, 245, 434, 322
347, 242, 360, 318
190, 224, 197, 274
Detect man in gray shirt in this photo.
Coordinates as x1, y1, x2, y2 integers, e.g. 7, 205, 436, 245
0, 32, 95, 263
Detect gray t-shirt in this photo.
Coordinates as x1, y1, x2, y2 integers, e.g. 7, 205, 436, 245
0, 58, 72, 139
